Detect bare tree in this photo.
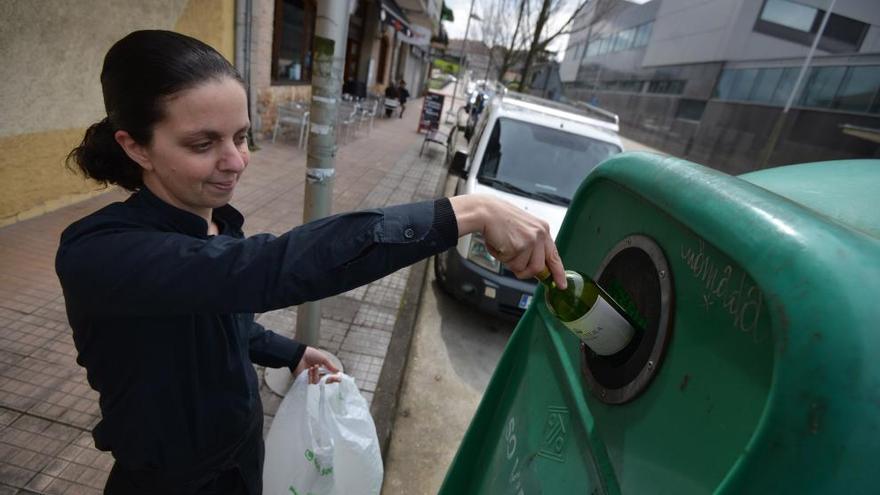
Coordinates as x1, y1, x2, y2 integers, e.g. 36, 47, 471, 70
477, 0, 529, 84
516, 0, 592, 92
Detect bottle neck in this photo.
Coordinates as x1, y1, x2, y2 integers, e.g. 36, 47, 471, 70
536, 267, 553, 288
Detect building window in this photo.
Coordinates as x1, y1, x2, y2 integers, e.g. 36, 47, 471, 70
754, 0, 868, 54
749, 67, 782, 102
613, 28, 635, 52
647, 80, 685, 95
676, 99, 706, 122
633, 22, 653, 48
272, 0, 316, 84
728, 69, 759, 101
835, 66, 880, 113
770, 67, 799, 105
760, 0, 815, 32
800, 66, 846, 108
582, 21, 652, 61
713, 65, 880, 114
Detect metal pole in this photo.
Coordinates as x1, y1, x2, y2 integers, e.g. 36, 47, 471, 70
295, 0, 350, 347
446, 0, 476, 123
757, 0, 836, 168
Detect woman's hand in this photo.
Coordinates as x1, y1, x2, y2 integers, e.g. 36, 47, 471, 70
293, 347, 341, 384
449, 195, 567, 289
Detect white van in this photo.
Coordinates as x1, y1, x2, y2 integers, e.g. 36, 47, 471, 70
435, 92, 624, 319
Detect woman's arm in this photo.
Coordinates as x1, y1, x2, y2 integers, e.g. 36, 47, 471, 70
57, 196, 564, 317
57, 200, 457, 317
450, 195, 567, 289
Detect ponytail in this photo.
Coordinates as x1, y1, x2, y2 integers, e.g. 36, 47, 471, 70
66, 118, 144, 191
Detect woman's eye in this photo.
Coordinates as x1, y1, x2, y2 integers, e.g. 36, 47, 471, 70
190, 141, 212, 152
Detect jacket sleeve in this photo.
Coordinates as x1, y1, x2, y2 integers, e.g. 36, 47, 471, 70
56, 199, 458, 317
246, 316, 306, 369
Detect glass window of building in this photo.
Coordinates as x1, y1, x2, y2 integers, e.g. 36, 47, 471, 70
272, 0, 316, 84
617, 28, 636, 52
611, 31, 626, 52
648, 80, 685, 95
759, 0, 816, 32
750, 68, 784, 103
729, 69, 759, 101
770, 67, 799, 105
598, 37, 610, 55
754, 0, 868, 53
834, 66, 880, 113
822, 14, 869, 52
800, 66, 846, 108
676, 99, 707, 122
714, 69, 737, 100
634, 22, 653, 48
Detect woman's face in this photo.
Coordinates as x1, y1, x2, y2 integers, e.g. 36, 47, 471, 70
135, 77, 250, 219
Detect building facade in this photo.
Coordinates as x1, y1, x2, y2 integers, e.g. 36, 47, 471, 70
252, 0, 439, 137
561, 0, 880, 174
0, 0, 440, 225
0, 0, 236, 226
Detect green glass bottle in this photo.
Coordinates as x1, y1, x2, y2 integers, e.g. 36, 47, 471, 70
536, 268, 636, 356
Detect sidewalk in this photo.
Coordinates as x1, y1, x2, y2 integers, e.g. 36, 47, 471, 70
0, 94, 454, 494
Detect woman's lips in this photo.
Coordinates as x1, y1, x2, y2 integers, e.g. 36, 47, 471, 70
208, 180, 236, 191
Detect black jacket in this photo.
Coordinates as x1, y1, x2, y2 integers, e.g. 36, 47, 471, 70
55, 187, 457, 478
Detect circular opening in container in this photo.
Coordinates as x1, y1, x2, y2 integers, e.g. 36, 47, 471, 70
581, 234, 674, 404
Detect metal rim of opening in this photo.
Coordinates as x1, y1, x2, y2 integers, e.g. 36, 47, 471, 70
581, 234, 674, 405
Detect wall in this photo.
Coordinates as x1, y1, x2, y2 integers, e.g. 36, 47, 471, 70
0, 0, 235, 226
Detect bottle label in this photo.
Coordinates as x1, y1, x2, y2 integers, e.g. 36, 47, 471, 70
561, 296, 634, 356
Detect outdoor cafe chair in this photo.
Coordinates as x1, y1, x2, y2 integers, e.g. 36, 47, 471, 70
272, 102, 310, 149
337, 100, 360, 144
357, 98, 379, 135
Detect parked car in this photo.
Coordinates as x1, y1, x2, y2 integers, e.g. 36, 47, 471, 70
436, 92, 624, 319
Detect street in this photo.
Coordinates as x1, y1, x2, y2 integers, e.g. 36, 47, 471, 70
381, 259, 515, 495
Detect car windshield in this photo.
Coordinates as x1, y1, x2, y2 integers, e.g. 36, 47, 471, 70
477, 117, 621, 204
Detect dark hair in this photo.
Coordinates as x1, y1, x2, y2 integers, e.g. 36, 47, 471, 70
68, 30, 244, 191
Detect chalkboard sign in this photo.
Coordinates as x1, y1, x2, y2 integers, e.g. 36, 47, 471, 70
418, 92, 445, 133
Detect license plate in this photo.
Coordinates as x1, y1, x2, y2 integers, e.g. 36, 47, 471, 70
518, 294, 533, 309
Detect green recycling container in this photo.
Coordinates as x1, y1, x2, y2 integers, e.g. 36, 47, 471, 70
438, 153, 880, 494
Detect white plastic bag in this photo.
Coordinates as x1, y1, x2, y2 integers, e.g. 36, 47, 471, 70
262, 372, 383, 495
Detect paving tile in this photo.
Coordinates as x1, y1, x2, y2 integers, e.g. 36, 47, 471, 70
364, 283, 404, 309
353, 304, 397, 333
341, 325, 392, 358
0, 462, 36, 488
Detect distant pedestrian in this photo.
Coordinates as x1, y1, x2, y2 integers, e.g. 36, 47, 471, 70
57, 29, 566, 495
384, 81, 399, 117
397, 79, 411, 118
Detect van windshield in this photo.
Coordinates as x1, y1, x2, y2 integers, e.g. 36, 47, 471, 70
477, 117, 621, 205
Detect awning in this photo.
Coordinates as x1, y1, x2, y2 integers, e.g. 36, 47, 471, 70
380, 0, 412, 36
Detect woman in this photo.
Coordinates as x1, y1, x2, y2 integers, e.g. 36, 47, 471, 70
57, 30, 565, 495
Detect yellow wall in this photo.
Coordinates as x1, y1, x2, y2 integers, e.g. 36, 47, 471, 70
0, 0, 235, 226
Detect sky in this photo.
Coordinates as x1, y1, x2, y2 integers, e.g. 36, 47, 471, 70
441, 0, 578, 60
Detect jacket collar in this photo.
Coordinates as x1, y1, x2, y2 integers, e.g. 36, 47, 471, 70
126, 187, 245, 238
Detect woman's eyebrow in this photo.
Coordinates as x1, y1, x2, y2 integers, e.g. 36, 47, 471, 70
180, 125, 250, 140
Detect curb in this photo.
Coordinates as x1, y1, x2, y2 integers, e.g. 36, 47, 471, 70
371, 146, 450, 460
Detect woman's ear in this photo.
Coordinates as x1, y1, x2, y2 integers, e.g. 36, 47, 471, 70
114, 130, 153, 171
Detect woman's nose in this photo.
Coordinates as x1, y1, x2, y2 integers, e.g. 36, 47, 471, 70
219, 140, 247, 172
